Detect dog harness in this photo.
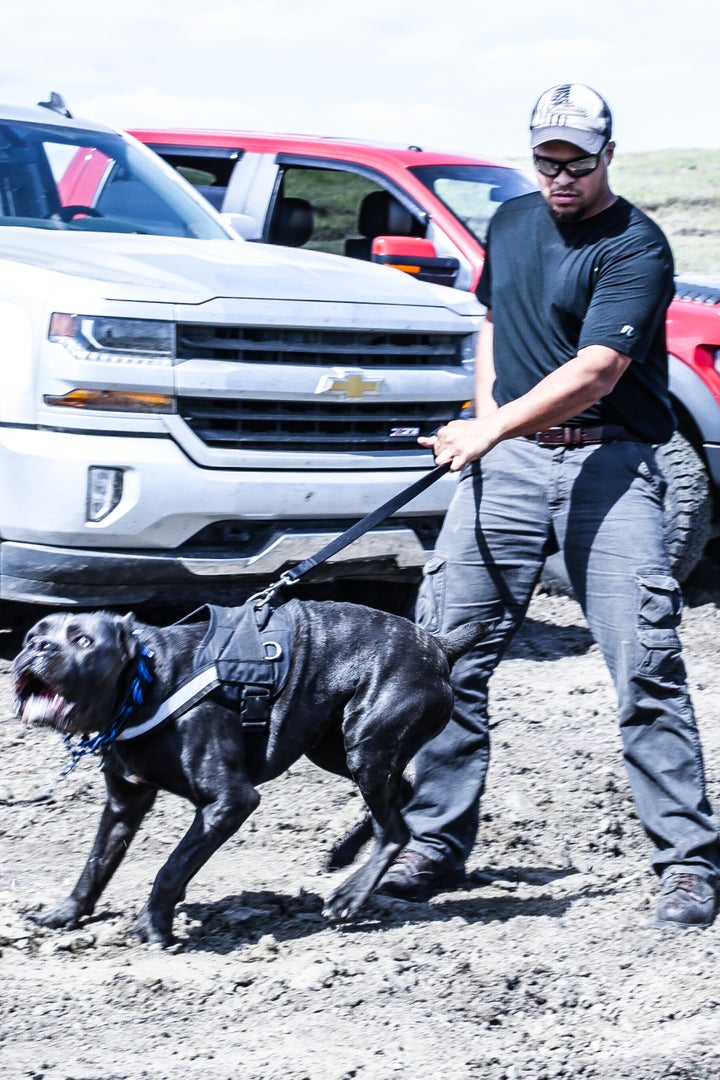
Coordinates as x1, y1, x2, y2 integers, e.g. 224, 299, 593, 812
116, 601, 296, 741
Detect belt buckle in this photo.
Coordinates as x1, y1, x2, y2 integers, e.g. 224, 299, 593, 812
532, 429, 558, 447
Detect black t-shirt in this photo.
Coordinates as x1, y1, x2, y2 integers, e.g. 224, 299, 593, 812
476, 191, 676, 442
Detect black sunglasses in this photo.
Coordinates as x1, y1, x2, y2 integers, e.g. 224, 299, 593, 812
533, 146, 608, 179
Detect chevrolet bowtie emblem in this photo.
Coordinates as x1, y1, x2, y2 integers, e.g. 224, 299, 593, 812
315, 370, 383, 399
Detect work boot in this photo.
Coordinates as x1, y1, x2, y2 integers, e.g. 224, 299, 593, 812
654, 869, 717, 929
377, 847, 465, 902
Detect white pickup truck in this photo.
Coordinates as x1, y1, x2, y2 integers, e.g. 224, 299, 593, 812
0, 97, 480, 608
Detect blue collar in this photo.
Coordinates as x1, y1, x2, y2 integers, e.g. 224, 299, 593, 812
62, 641, 155, 774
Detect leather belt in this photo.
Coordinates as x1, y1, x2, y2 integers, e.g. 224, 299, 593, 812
527, 424, 632, 448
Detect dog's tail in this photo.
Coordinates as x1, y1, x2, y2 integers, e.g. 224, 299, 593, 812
435, 618, 494, 667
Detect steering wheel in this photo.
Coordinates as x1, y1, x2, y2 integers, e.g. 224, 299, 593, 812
53, 205, 103, 222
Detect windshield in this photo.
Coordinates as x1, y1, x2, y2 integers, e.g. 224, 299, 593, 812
0, 118, 231, 238
409, 164, 536, 245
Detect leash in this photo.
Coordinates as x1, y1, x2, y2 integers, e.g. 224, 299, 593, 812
250, 460, 452, 608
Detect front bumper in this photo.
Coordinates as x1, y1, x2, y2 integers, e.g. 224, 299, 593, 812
0, 524, 437, 606
0, 425, 457, 605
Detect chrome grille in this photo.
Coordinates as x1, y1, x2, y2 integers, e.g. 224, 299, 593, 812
177, 322, 471, 453
176, 324, 464, 367
179, 397, 464, 452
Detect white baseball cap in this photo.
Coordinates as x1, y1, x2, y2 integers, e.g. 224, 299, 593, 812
530, 84, 613, 154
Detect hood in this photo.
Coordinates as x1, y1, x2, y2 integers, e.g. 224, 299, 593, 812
0, 227, 481, 314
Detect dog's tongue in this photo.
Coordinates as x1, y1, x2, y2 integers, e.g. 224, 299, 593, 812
21, 692, 71, 728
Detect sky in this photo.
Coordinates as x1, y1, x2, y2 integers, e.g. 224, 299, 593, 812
4, 0, 717, 162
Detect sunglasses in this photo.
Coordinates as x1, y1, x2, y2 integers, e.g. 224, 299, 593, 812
533, 146, 608, 179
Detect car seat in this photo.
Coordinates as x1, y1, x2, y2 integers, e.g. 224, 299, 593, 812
0, 161, 53, 218
344, 190, 423, 260
267, 196, 314, 247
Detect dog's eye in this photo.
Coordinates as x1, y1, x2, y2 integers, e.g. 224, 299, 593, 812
74, 634, 93, 649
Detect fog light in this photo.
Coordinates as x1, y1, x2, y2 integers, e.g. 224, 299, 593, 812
87, 467, 124, 522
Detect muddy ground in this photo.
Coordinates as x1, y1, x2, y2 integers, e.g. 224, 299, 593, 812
2, 562, 720, 1080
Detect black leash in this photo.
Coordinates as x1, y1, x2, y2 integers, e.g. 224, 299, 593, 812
251, 461, 451, 607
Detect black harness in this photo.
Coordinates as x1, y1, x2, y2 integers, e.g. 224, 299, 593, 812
190, 601, 296, 729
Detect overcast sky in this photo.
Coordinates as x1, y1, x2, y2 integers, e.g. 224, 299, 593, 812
4, 0, 716, 161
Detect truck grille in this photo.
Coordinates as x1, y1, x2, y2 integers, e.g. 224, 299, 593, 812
176, 324, 465, 367
179, 397, 465, 452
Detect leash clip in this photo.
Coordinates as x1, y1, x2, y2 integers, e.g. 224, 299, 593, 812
249, 570, 297, 611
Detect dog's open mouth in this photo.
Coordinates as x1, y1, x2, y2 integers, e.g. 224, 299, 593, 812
13, 671, 75, 731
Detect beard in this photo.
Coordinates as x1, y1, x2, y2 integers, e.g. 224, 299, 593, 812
548, 203, 586, 224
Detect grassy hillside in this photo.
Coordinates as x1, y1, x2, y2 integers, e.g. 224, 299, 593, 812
611, 149, 720, 279
513, 149, 720, 279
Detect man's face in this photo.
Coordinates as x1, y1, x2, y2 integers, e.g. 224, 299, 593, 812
533, 139, 615, 222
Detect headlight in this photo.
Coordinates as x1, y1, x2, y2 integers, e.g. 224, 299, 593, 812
48, 313, 175, 366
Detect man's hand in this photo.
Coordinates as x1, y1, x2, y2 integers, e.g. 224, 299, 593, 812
418, 417, 500, 472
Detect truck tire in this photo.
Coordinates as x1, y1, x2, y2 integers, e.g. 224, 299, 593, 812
655, 430, 713, 581
540, 431, 712, 597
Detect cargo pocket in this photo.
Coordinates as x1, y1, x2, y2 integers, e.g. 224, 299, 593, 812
415, 554, 445, 633
635, 571, 685, 686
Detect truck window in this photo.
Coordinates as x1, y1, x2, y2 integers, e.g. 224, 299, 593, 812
0, 126, 59, 219
272, 166, 391, 256
0, 120, 230, 239
409, 164, 535, 244
146, 150, 238, 211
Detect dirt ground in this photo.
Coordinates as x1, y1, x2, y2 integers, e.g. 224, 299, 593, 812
2, 562, 720, 1080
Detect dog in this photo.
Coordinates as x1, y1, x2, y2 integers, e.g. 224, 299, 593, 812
12, 598, 488, 946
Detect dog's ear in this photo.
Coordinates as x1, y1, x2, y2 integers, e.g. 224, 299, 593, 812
114, 611, 140, 663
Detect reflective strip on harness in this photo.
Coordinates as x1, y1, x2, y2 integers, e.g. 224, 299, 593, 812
116, 665, 221, 741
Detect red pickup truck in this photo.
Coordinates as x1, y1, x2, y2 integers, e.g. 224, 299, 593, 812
131, 127, 720, 583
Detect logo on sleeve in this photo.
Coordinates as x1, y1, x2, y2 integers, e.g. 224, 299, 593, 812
620, 325, 635, 337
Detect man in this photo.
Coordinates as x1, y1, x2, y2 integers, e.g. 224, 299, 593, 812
378, 83, 720, 928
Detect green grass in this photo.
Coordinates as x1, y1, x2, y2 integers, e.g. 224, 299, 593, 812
611, 149, 720, 279
513, 149, 720, 279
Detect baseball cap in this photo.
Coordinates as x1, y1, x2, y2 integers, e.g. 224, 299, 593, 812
530, 84, 612, 154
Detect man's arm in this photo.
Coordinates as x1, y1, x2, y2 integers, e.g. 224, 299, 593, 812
474, 311, 498, 417
419, 340, 631, 472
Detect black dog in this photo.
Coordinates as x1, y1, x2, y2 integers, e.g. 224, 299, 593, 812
13, 599, 487, 946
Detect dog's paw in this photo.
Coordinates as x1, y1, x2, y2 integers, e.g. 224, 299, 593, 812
131, 907, 175, 948
30, 899, 83, 930
322, 882, 368, 921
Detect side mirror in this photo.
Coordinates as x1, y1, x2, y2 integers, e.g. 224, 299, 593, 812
371, 236, 460, 287
219, 211, 262, 240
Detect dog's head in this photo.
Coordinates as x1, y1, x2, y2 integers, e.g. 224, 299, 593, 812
12, 610, 141, 735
